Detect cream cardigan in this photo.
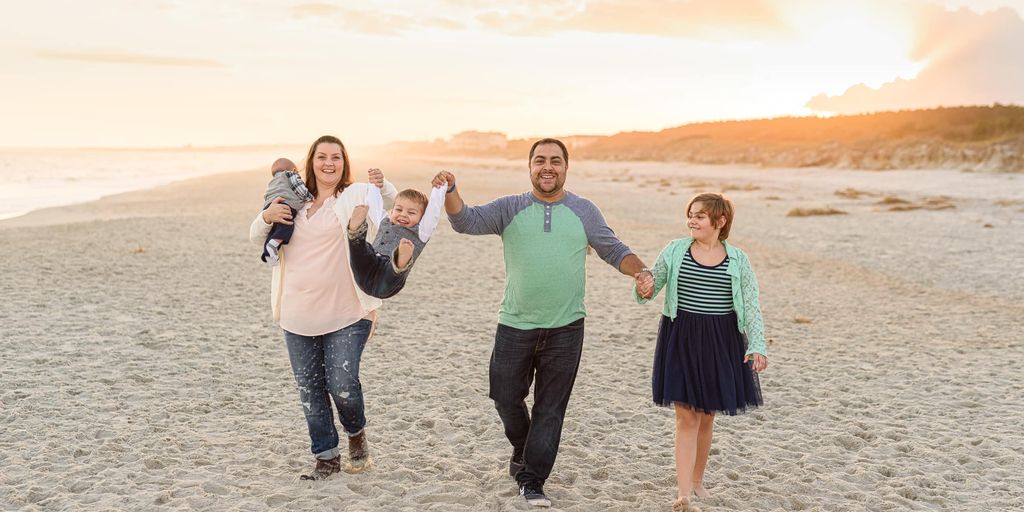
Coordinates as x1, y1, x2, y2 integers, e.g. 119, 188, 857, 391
250, 181, 398, 323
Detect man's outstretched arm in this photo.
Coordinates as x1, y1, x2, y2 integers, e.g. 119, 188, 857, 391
431, 170, 512, 236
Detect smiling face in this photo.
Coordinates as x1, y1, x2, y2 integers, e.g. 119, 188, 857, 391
529, 142, 567, 200
302, 135, 351, 198
686, 201, 724, 241
685, 193, 735, 241
312, 142, 345, 190
388, 196, 424, 227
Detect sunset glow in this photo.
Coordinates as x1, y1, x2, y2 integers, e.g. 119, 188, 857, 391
2, 0, 1022, 148
784, 2, 926, 92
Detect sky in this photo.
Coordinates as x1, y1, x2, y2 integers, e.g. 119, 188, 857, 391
2, 0, 1023, 149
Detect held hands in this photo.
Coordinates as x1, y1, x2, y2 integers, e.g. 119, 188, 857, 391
262, 197, 293, 225
432, 170, 455, 190
368, 168, 385, 189
744, 353, 768, 373
634, 271, 654, 299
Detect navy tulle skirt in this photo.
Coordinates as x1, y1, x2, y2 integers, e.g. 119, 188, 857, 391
652, 311, 762, 415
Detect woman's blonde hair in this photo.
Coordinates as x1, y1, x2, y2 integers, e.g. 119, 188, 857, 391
686, 193, 735, 240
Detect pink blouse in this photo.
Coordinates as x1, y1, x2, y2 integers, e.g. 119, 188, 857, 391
278, 196, 369, 336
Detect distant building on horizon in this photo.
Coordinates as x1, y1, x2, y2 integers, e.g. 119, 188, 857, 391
561, 135, 602, 151
449, 131, 507, 151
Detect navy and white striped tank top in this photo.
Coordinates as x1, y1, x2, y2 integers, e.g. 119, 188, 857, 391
677, 247, 734, 315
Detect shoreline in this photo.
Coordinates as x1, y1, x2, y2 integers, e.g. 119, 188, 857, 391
9, 154, 1021, 228
0, 145, 310, 224
0, 166, 267, 229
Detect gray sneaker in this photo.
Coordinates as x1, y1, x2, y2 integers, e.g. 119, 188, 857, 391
519, 482, 551, 508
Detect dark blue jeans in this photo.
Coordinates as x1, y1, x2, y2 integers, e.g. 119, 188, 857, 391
284, 319, 372, 460
489, 318, 585, 486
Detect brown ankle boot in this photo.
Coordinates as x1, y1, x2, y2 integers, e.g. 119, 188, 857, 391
346, 431, 371, 473
299, 456, 341, 480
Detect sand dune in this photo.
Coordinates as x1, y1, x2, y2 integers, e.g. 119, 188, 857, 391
1, 157, 1021, 511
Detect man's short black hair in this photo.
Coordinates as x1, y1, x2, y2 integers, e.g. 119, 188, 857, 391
529, 138, 569, 165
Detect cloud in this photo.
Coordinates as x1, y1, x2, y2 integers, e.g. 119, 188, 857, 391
806, 6, 1024, 113
291, 3, 341, 17
474, 0, 792, 40
290, 3, 464, 35
36, 50, 226, 68
292, 1, 787, 39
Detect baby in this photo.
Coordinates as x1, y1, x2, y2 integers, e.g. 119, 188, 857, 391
346, 181, 446, 299
261, 158, 312, 265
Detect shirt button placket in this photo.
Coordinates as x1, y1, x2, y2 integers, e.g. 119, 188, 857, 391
544, 205, 552, 233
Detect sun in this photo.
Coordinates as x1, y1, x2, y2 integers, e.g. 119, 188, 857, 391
783, 1, 927, 95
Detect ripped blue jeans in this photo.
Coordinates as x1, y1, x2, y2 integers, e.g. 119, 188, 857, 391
284, 319, 372, 460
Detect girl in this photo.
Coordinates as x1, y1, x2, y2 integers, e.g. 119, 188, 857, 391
634, 193, 767, 511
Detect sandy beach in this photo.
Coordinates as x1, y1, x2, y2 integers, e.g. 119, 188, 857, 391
1, 156, 1022, 511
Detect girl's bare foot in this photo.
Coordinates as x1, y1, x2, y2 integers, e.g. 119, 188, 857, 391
692, 484, 710, 499
671, 496, 701, 512
395, 239, 414, 270
349, 205, 368, 232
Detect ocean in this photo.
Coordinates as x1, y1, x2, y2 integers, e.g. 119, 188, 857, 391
0, 146, 306, 220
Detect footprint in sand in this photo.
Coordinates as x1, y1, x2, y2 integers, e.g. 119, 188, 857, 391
201, 482, 230, 496
264, 494, 292, 507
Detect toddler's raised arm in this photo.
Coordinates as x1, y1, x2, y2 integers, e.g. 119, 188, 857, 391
417, 183, 447, 243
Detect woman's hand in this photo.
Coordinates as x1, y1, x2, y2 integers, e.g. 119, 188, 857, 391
368, 168, 385, 188
744, 353, 768, 373
432, 170, 455, 190
262, 197, 293, 225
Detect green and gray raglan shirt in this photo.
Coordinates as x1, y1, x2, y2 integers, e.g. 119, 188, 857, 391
449, 191, 633, 330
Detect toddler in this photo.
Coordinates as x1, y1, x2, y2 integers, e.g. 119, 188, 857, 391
346, 181, 446, 298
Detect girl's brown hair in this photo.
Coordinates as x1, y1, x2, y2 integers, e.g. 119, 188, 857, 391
304, 135, 352, 198
686, 193, 735, 240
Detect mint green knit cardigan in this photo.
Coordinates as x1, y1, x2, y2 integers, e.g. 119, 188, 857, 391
634, 237, 767, 357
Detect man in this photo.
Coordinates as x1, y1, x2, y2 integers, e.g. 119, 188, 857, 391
432, 138, 653, 508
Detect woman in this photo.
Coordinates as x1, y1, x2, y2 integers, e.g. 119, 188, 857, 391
250, 135, 397, 480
